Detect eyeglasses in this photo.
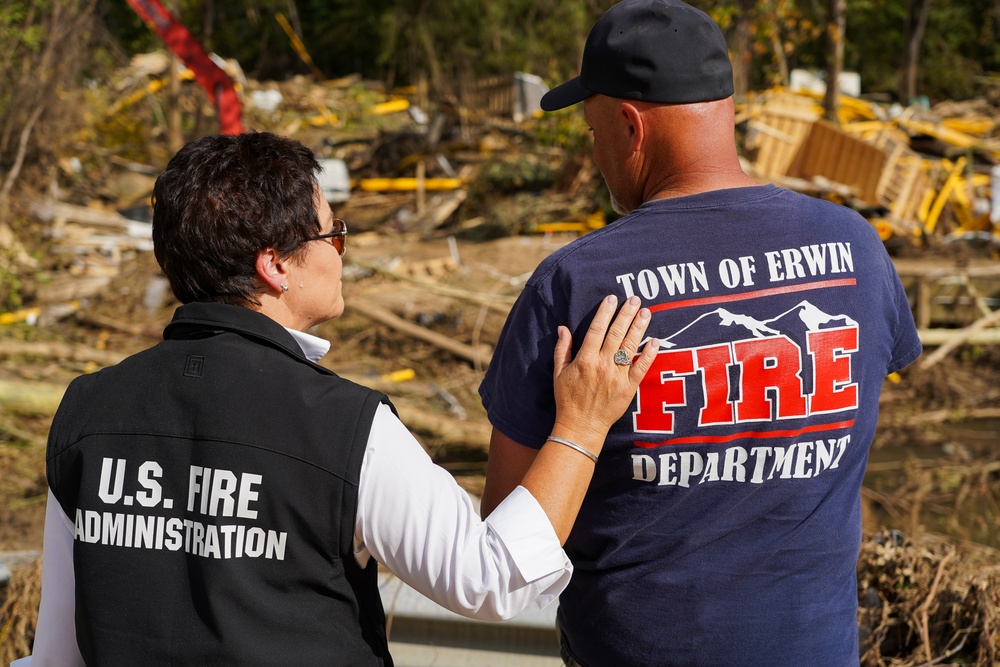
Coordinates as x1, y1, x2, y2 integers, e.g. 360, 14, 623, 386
305, 219, 348, 256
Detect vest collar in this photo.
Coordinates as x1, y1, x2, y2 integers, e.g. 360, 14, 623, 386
163, 302, 330, 371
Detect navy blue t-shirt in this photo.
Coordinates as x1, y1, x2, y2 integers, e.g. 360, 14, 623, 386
480, 185, 922, 667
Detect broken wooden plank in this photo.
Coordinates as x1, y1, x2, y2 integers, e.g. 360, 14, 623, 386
412, 190, 468, 237
917, 328, 1000, 346
349, 302, 493, 367
26, 197, 131, 230
34, 276, 113, 303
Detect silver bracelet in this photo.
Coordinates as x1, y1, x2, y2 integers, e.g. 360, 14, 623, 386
546, 435, 598, 464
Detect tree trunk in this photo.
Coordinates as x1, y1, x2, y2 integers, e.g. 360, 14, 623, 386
902, 0, 933, 102
203, 0, 214, 45
165, 0, 183, 152
732, 0, 754, 99
824, 0, 846, 124
996, 0, 1000, 43
767, 0, 789, 87
416, 18, 444, 97
167, 52, 183, 154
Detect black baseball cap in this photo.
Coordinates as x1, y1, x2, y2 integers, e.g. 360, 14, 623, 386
540, 0, 734, 111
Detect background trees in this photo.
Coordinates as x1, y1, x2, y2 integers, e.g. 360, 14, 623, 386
88, 0, 1000, 105
1, 0, 999, 222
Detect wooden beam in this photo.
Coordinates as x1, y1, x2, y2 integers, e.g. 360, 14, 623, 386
349, 303, 493, 367
918, 308, 1000, 368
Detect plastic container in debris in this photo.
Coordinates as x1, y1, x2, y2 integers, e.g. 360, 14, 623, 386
317, 158, 350, 204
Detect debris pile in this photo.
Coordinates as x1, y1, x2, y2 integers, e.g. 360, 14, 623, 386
741, 88, 1000, 248
858, 533, 999, 666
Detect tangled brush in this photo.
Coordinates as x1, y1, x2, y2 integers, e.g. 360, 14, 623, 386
0, 556, 41, 665
859, 532, 1000, 666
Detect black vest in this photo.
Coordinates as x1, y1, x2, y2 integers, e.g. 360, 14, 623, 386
47, 302, 393, 666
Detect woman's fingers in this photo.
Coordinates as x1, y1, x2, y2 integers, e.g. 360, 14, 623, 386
601, 295, 643, 357
577, 295, 618, 359
629, 337, 660, 384
553, 325, 573, 377
572, 295, 655, 371
550, 296, 663, 447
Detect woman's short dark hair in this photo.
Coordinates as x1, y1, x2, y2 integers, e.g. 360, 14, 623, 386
152, 132, 322, 307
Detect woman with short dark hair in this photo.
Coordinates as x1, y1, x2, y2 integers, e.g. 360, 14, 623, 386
26, 132, 657, 666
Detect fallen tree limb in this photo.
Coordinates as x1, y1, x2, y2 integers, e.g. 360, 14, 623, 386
880, 407, 1000, 426
0, 340, 126, 367
350, 258, 514, 314
0, 107, 43, 209
75, 312, 162, 340
0, 379, 65, 415
24, 196, 132, 230
919, 308, 1000, 370
349, 302, 493, 367
0, 377, 490, 450
917, 550, 955, 663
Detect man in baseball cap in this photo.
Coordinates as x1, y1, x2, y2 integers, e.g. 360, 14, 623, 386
541, 0, 733, 110
480, 1, 922, 665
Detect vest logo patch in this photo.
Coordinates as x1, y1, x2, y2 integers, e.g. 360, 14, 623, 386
184, 355, 205, 377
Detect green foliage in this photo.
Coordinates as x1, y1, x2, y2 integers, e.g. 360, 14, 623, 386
694, 0, 1000, 101
0, 1, 47, 123
530, 108, 590, 154
838, 0, 909, 96
0, 250, 23, 312
91, 0, 1000, 104
0, 5, 43, 52
365, 0, 592, 93
480, 157, 556, 194
919, 1, 992, 100
95, 1, 159, 55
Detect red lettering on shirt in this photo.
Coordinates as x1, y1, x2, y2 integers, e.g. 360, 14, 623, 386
633, 327, 858, 438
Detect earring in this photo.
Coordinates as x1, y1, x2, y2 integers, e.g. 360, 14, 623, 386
280, 284, 289, 292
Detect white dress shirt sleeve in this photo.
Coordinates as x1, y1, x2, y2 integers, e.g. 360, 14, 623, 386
28, 490, 85, 667
353, 403, 572, 621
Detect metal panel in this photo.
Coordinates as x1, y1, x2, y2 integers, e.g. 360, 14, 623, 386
380, 573, 563, 667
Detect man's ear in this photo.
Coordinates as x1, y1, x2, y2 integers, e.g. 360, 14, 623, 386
619, 102, 645, 153
255, 248, 288, 293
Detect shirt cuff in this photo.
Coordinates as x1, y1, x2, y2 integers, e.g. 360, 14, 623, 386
485, 485, 572, 606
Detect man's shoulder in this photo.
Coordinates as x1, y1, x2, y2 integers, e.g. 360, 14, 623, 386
527, 213, 646, 288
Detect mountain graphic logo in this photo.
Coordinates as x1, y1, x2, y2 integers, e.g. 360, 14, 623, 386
646, 301, 857, 350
